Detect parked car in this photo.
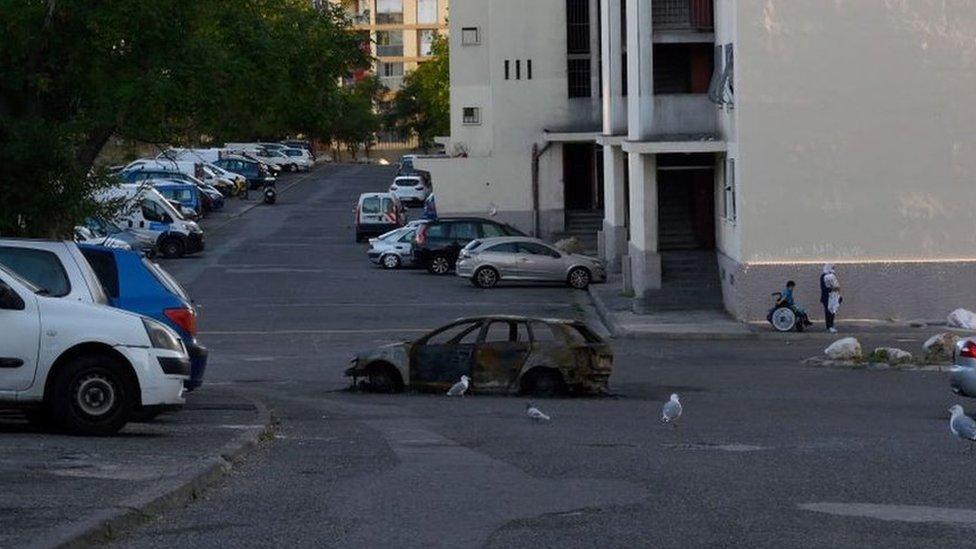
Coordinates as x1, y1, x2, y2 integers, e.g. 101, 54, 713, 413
412, 217, 525, 275
389, 175, 431, 207
457, 236, 607, 290
355, 192, 406, 242
281, 148, 313, 171
214, 157, 276, 190
128, 159, 235, 196
281, 139, 315, 159
397, 154, 431, 186
98, 185, 205, 258
81, 217, 157, 257
74, 225, 132, 251
0, 254, 189, 435
78, 245, 208, 392
950, 338, 976, 397
367, 223, 422, 269
152, 181, 204, 218
345, 315, 613, 396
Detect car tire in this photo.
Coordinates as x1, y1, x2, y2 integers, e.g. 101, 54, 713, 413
524, 368, 566, 398
567, 267, 591, 290
366, 363, 403, 393
160, 237, 185, 259
473, 267, 499, 289
381, 254, 401, 270
48, 354, 138, 436
428, 254, 452, 275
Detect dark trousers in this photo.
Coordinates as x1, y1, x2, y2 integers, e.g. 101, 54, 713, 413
823, 304, 835, 330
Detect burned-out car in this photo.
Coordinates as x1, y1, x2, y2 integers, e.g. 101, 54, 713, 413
345, 316, 613, 395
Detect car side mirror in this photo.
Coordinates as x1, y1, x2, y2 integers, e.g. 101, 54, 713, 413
0, 282, 26, 311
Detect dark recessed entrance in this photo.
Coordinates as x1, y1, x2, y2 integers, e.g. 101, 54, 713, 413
657, 153, 715, 251
563, 143, 603, 212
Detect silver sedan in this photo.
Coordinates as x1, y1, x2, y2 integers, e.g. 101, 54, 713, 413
950, 337, 976, 397
456, 237, 606, 289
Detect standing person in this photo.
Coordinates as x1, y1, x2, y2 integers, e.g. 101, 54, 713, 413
820, 264, 841, 333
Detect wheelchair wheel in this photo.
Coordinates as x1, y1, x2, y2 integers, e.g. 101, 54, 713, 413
771, 307, 797, 332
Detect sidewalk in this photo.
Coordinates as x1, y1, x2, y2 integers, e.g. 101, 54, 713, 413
1, 388, 271, 549
588, 274, 964, 341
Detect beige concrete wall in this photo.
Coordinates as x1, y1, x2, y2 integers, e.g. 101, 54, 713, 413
735, 0, 976, 264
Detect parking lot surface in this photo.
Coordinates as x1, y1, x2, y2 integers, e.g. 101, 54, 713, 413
104, 164, 976, 548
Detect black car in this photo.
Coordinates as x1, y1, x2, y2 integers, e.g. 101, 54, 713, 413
413, 217, 525, 275
213, 157, 276, 190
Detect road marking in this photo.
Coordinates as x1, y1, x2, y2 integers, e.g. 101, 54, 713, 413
199, 328, 431, 336
798, 502, 976, 528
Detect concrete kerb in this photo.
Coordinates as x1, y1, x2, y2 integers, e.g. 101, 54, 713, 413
29, 397, 274, 549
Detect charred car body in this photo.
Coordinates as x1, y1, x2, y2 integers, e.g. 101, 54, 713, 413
345, 316, 613, 396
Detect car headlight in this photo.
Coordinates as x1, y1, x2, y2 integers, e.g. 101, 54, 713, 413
143, 318, 185, 353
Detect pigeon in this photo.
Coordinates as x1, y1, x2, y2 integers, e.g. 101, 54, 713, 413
949, 404, 976, 451
662, 393, 682, 427
526, 403, 550, 422
446, 375, 470, 397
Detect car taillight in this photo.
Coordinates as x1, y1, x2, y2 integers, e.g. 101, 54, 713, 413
164, 307, 197, 337
962, 341, 976, 359
415, 225, 428, 245
354, 205, 360, 223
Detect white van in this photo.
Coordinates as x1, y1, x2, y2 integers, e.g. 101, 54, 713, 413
355, 192, 406, 242
0, 262, 188, 435
99, 185, 205, 258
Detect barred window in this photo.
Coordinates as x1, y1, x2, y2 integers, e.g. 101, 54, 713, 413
568, 58, 592, 98
566, 0, 592, 98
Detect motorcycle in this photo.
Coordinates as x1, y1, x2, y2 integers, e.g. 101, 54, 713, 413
263, 183, 277, 205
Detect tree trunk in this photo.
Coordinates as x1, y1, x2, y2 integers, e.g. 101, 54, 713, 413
75, 125, 116, 172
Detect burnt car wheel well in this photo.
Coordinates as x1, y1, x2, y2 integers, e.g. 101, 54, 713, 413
520, 367, 567, 397
364, 361, 405, 393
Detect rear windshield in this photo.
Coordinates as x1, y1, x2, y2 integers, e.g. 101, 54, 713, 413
143, 259, 189, 300
361, 196, 381, 214
285, 150, 302, 157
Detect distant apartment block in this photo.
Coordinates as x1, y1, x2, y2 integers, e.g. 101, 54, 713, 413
332, 0, 449, 89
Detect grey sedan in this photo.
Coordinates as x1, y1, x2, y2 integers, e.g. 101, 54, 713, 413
456, 237, 606, 289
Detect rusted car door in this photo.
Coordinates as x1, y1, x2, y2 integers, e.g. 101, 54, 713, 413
410, 320, 483, 389
472, 320, 532, 391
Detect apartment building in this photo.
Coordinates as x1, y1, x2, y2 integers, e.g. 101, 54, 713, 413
420, 0, 976, 321
332, 0, 449, 89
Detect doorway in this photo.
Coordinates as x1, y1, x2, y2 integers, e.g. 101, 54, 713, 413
657, 155, 715, 250
563, 143, 603, 212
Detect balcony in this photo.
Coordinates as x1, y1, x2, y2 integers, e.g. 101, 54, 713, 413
652, 94, 718, 137
653, 0, 713, 31
350, 9, 370, 25
376, 44, 404, 57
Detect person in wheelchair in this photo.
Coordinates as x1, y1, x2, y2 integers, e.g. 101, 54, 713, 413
777, 280, 812, 327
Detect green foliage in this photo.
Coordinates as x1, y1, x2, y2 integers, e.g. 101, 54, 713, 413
0, 0, 369, 237
332, 76, 385, 159
386, 33, 449, 150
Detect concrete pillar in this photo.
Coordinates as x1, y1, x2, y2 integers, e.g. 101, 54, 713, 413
601, 0, 626, 135
626, 0, 654, 141
589, 0, 603, 119
627, 152, 661, 296
600, 144, 628, 272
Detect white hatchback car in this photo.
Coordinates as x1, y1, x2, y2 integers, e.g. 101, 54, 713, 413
389, 175, 431, 206
0, 263, 189, 435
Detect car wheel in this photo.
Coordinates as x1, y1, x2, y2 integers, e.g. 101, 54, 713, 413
474, 267, 499, 289
49, 354, 137, 436
428, 254, 452, 275
567, 267, 591, 290
160, 237, 185, 259
381, 254, 401, 270
524, 369, 566, 398
366, 363, 403, 393
290, 163, 298, 172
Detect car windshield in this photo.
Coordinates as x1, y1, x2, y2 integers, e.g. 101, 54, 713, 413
285, 150, 302, 157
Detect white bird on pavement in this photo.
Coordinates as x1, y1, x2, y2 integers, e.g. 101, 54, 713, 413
949, 404, 976, 451
447, 375, 470, 397
526, 403, 551, 422
662, 394, 682, 427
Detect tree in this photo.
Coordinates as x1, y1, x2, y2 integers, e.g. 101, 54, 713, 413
386, 34, 449, 151
332, 76, 385, 161
0, 0, 370, 237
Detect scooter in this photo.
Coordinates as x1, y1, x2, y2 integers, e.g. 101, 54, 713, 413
263, 183, 277, 205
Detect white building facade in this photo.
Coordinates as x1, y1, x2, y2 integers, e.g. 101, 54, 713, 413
421, 0, 976, 321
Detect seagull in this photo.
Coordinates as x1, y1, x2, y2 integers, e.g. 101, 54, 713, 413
949, 404, 976, 452
662, 394, 682, 427
446, 375, 470, 397
526, 403, 551, 422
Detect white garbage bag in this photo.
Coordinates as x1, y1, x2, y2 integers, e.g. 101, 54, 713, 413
947, 309, 976, 330
825, 337, 862, 360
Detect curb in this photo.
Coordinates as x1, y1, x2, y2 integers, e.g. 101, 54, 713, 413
31, 396, 274, 549
586, 285, 621, 338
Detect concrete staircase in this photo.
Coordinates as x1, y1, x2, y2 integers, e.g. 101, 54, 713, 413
657, 187, 699, 250
634, 250, 724, 312
553, 210, 603, 254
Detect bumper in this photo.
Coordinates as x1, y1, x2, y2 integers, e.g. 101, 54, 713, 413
116, 346, 187, 407
187, 231, 205, 253
185, 341, 209, 391
950, 365, 976, 398
456, 260, 475, 278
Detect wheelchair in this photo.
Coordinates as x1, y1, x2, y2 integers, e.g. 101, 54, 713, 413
767, 292, 812, 333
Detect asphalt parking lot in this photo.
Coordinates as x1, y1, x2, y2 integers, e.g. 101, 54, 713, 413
19, 163, 976, 548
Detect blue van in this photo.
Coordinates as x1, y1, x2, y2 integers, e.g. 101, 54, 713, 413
152, 182, 203, 218
79, 244, 208, 391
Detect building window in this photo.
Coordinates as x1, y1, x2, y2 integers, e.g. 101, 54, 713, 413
462, 107, 481, 125
516, 59, 521, 80
461, 27, 480, 45
376, 30, 404, 57
568, 58, 592, 98
527, 59, 532, 80
379, 61, 404, 88
417, 0, 437, 24
375, 0, 403, 24
723, 158, 737, 223
418, 29, 435, 56
504, 60, 510, 80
